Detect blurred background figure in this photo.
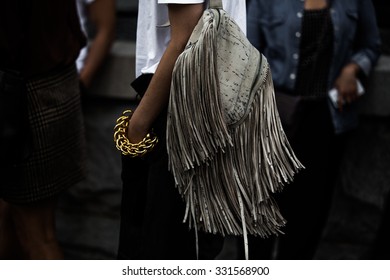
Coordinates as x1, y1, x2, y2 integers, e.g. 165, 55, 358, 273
0, 0, 87, 259
246, 0, 381, 259
76, 0, 116, 92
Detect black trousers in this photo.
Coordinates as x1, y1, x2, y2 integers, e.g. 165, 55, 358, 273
117, 75, 223, 260
277, 99, 349, 259
248, 99, 347, 260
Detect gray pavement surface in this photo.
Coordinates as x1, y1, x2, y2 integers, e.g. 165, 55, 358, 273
57, 97, 134, 260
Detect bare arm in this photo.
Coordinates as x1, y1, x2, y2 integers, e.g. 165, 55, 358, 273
79, 0, 116, 88
127, 4, 204, 143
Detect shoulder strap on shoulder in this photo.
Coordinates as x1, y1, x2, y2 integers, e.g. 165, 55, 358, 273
210, 0, 223, 9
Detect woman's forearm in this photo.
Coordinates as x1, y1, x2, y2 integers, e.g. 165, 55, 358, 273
127, 42, 186, 142
80, 0, 115, 88
128, 3, 204, 143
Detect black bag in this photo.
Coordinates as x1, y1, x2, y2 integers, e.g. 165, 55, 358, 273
130, 73, 153, 99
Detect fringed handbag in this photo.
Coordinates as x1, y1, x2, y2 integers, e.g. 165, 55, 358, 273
166, 0, 304, 259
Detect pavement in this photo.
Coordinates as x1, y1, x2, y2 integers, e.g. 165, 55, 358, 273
57, 96, 132, 260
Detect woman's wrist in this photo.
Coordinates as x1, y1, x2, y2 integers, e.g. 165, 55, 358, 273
127, 110, 151, 143
342, 63, 360, 77
114, 109, 158, 157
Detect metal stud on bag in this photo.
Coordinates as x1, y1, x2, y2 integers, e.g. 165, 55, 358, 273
113, 109, 158, 157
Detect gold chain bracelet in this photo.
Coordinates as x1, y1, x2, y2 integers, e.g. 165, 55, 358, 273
113, 109, 158, 157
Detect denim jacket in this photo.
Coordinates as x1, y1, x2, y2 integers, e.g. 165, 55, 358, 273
247, 0, 381, 134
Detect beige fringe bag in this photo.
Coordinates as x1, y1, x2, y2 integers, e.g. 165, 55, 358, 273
167, 0, 304, 258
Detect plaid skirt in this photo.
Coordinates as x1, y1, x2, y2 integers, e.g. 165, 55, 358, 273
0, 64, 86, 204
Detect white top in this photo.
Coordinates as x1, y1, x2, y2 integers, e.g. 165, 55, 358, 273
135, 0, 247, 78
76, 0, 95, 72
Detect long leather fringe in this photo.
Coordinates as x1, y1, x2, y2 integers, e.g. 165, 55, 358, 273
167, 8, 304, 247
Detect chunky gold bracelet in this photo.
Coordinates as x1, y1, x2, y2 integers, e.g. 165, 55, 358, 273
113, 109, 158, 157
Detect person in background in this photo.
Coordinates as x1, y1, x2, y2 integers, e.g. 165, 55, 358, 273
76, 0, 116, 91
0, 0, 87, 259
117, 0, 247, 260
246, 0, 381, 259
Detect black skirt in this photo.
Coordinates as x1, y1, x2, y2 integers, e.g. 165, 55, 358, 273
0, 64, 86, 204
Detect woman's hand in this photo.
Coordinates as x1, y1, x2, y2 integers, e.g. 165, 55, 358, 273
333, 63, 360, 111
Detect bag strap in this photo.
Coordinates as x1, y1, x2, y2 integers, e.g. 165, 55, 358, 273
210, 0, 223, 9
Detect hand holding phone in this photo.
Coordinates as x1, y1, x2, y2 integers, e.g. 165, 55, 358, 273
328, 79, 365, 109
